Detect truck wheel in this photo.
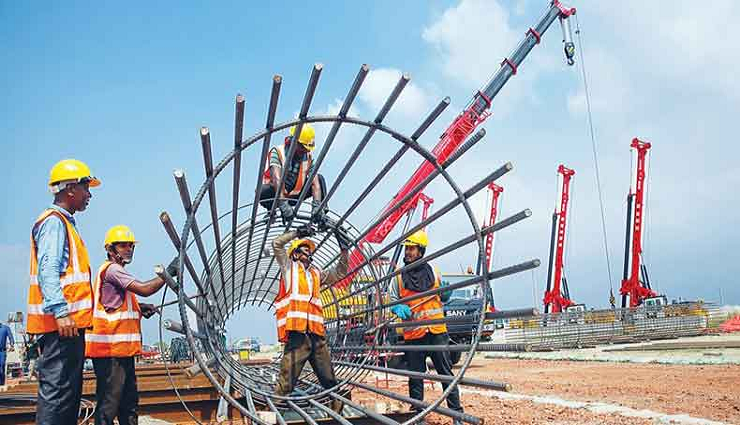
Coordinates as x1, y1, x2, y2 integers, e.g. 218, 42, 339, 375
448, 350, 461, 365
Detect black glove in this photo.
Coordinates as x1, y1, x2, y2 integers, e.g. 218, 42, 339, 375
166, 257, 180, 278
311, 201, 327, 227
140, 303, 157, 319
296, 224, 314, 239
335, 229, 352, 251
278, 200, 295, 225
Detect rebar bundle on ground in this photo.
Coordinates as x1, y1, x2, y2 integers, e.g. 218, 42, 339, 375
156, 63, 539, 425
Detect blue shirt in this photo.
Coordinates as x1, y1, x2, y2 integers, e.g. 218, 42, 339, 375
0, 324, 14, 351
32, 204, 76, 318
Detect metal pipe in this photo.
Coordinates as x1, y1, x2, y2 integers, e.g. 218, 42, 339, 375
325, 209, 531, 313
333, 259, 540, 320
216, 374, 232, 422
323, 162, 513, 291
231, 94, 246, 309
162, 319, 207, 340
200, 127, 228, 307
154, 264, 203, 318
290, 64, 369, 220
239, 75, 282, 307
264, 396, 288, 425
337, 343, 528, 355
250, 65, 323, 302
159, 210, 224, 321
172, 170, 213, 282
185, 356, 216, 378
351, 381, 483, 425
336, 361, 510, 392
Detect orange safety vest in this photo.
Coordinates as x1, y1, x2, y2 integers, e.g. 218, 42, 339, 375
262, 144, 313, 197
27, 209, 93, 334
274, 261, 324, 343
85, 261, 142, 357
397, 266, 447, 340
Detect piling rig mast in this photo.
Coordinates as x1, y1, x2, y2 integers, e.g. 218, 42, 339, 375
620, 138, 657, 307
338, 0, 577, 287
475, 183, 503, 312
543, 165, 576, 313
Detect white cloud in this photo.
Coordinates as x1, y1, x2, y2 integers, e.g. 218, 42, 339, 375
422, 0, 519, 87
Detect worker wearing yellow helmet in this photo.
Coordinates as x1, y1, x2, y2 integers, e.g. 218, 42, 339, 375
389, 230, 463, 422
271, 224, 352, 412
86, 225, 178, 425
260, 123, 329, 227
28, 159, 100, 425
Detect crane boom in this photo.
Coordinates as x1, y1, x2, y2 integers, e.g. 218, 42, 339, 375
620, 138, 656, 307
543, 165, 576, 313
338, 1, 577, 288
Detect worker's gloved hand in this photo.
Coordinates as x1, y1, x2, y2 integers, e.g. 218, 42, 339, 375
335, 229, 352, 251
391, 304, 412, 320
311, 201, 327, 229
296, 224, 314, 239
440, 279, 452, 303
279, 200, 295, 225
140, 303, 157, 319
166, 257, 180, 278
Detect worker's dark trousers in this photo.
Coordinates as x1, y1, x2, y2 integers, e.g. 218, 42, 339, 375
92, 356, 139, 425
406, 332, 463, 412
35, 330, 85, 425
275, 332, 337, 396
0, 351, 6, 385
259, 174, 327, 210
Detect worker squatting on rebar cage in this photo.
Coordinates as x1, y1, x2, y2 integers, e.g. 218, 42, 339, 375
259, 123, 329, 227
271, 224, 352, 412
84, 225, 178, 425
389, 230, 464, 425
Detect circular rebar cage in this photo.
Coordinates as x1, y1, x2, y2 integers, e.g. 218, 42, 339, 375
157, 64, 538, 425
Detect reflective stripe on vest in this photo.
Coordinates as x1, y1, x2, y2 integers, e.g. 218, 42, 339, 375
85, 261, 142, 358
397, 266, 447, 340
261, 145, 313, 197
275, 261, 323, 343
27, 210, 93, 334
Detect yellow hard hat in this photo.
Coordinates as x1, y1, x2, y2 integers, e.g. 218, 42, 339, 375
289, 124, 316, 151
49, 159, 101, 192
287, 238, 316, 257
402, 230, 428, 248
104, 225, 137, 248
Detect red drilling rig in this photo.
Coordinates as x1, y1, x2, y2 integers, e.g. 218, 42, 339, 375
620, 138, 662, 308
543, 165, 580, 313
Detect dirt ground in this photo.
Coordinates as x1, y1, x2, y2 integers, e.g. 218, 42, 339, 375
353, 355, 740, 424
460, 356, 740, 424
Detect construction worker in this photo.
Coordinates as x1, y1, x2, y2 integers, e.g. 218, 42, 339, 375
0, 320, 15, 385
28, 159, 100, 425
85, 225, 177, 425
271, 224, 351, 409
389, 230, 463, 423
259, 124, 329, 227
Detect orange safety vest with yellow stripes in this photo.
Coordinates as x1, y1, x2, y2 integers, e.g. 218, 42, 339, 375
261, 145, 313, 197
397, 266, 447, 340
27, 209, 93, 334
85, 261, 142, 357
274, 261, 324, 343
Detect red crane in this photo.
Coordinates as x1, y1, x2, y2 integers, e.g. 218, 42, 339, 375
337, 1, 577, 288
543, 165, 576, 313
620, 138, 657, 307
483, 183, 503, 312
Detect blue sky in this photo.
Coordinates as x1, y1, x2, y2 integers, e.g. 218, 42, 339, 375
2, 1, 738, 344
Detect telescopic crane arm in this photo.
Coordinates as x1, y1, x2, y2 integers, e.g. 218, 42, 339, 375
338, 1, 577, 288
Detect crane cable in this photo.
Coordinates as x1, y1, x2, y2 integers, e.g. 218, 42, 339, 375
574, 14, 615, 295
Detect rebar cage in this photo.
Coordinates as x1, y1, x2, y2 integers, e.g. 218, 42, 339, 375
157, 63, 539, 425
